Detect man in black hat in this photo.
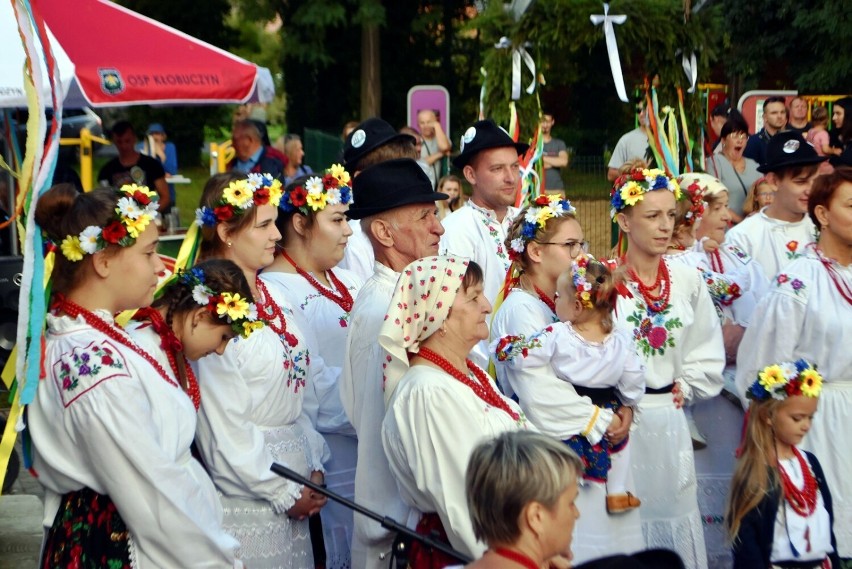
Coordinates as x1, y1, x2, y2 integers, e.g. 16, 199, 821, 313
339, 158, 447, 569
727, 130, 827, 282
441, 119, 528, 365
338, 118, 418, 282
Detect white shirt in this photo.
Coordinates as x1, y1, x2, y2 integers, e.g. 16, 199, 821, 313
441, 201, 518, 366
338, 220, 376, 284
493, 322, 646, 406
260, 269, 362, 436
339, 262, 413, 567
608, 127, 649, 169
194, 301, 329, 514
489, 290, 615, 443
382, 364, 531, 558
725, 209, 816, 285
29, 313, 241, 569
614, 259, 724, 402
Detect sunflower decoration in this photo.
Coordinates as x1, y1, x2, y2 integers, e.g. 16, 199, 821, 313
507, 194, 577, 262
194, 173, 283, 227
610, 167, 682, 220
179, 267, 263, 339
747, 359, 823, 401
59, 184, 159, 261
279, 164, 353, 216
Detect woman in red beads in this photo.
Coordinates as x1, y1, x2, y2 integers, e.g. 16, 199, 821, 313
726, 360, 839, 568
380, 256, 532, 567
260, 168, 361, 568
28, 183, 244, 568
192, 172, 329, 569
610, 167, 725, 569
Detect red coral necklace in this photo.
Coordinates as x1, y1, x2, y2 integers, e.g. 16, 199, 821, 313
533, 285, 556, 314
416, 346, 519, 421
281, 250, 354, 313
492, 547, 540, 569
55, 296, 187, 402
627, 259, 671, 312
255, 279, 299, 347
134, 307, 201, 410
709, 249, 725, 273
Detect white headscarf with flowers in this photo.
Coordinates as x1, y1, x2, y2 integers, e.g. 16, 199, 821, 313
378, 255, 471, 405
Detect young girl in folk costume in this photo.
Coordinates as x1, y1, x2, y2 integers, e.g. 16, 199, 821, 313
489, 195, 644, 563
611, 167, 725, 569
29, 184, 244, 568
493, 255, 645, 514
726, 360, 839, 568
192, 172, 330, 569
261, 165, 361, 568
126, 259, 262, 404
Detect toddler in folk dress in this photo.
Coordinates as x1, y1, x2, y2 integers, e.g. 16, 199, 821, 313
493, 255, 645, 513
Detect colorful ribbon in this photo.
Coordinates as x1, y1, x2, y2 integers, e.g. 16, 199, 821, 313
590, 3, 628, 103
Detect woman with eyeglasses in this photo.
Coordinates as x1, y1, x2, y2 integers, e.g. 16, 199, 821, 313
708, 113, 762, 224
489, 195, 644, 564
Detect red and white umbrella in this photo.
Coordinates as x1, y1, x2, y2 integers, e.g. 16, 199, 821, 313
1, 0, 274, 108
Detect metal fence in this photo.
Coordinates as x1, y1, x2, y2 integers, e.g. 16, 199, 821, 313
563, 155, 616, 257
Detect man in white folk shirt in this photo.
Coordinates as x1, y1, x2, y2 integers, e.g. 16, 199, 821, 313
440, 119, 528, 368
339, 158, 447, 569
726, 130, 827, 284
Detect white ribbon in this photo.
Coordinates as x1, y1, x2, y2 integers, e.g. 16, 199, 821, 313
590, 3, 628, 103
681, 51, 698, 93
495, 36, 536, 100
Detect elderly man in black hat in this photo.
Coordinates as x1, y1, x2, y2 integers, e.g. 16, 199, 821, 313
441, 119, 528, 365
339, 158, 447, 569
337, 118, 418, 282
726, 130, 827, 283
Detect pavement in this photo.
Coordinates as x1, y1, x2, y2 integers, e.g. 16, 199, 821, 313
0, 441, 44, 569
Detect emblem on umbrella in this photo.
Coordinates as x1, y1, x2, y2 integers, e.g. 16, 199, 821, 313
98, 68, 125, 95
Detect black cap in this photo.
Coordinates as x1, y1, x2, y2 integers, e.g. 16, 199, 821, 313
451, 119, 529, 169
758, 131, 827, 174
343, 118, 416, 170
348, 158, 448, 220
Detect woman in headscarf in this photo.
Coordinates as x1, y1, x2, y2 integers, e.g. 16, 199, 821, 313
380, 256, 532, 567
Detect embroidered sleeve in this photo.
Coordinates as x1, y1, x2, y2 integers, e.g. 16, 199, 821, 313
54, 340, 130, 408
491, 326, 555, 368
773, 272, 810, 301
700, 269, 744, 307
725, 243, 752, 265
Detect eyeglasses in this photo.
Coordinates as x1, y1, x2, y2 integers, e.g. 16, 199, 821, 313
728, 132, 748, 141
535, 240, 589, 257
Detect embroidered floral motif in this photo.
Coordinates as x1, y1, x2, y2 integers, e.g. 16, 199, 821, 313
701, 270, 743, 307
726, 244, 750, 263
283, 346, 309, 393
473, 207, 511, 271
776, 273, 807, 296
626, 302, 683, 357
493, 328, 551, 362
785, 240, 803, 261
57, 344, 125, 393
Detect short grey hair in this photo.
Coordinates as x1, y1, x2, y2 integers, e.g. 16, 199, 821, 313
233, 119, 262, 142
465, 431, 583, 545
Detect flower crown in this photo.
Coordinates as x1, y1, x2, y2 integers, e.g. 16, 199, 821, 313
280, 164, 353, 215
747, 359, 823, 401
571, 255, 595, 309
609, 168, 682, 220
508, 194, 576, 261
60, 184, 159, 262
195, 173, 283, 227
679, 181, 706, 227
179, 267, 263, 339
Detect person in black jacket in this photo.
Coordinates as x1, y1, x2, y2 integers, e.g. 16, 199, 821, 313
725, 360, 840, 568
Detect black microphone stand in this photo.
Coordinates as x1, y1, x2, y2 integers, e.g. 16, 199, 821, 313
271, 462, 473, 568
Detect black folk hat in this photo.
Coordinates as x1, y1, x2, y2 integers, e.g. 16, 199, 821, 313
451, 119, 529, 170
758, 130, 827, 174
348, 158, 448, 220
343, 118, 417, 170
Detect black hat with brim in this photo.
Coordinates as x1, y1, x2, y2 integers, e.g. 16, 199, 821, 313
348, 158, 448, 220
757, 130, 827, 173
344, 118, 417, 170
451, 119, 529, 170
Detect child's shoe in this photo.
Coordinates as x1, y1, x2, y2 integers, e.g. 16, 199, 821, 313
606, 492, 641, 514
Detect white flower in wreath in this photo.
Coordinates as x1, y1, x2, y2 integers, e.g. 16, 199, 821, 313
246, 303, 259, 322
524, 208, 540, 224
305, 176, 324, 196
510, 237, 526, 254
79, 226, 102, 254
192, 284, 212, 306
326, 188, 342, 205
117, 196, 144, 219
